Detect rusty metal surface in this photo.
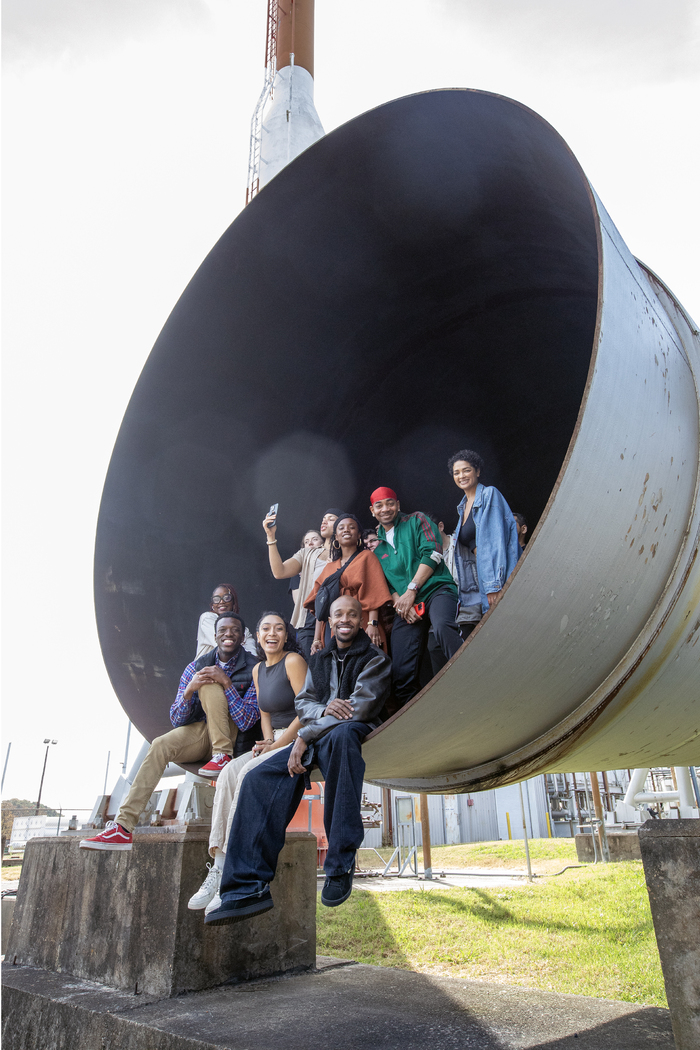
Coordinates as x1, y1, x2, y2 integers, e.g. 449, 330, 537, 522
94, 89, 699, 787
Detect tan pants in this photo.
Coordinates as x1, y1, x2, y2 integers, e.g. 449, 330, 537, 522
117, 684, 238, 833
208, 729, 288, 857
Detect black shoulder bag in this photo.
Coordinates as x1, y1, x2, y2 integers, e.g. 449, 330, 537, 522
314, 550, 361, 622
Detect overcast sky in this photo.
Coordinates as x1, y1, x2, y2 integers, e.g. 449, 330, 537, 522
3, 0, 699, 815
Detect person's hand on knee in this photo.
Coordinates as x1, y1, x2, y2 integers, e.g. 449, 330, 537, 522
287, 737, 308, 776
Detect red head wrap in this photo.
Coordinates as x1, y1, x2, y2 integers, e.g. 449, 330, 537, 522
370, 486, 398, 505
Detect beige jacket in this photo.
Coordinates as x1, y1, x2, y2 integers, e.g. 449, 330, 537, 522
290, 545, 329, 628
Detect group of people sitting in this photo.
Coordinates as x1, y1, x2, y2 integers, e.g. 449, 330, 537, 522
80, 450, 525, 924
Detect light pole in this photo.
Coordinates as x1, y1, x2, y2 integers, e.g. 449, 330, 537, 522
35, 739, 58, 816
1, 742, 11, 793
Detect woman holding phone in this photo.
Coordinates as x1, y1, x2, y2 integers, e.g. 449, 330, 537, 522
262, 506, 342, 658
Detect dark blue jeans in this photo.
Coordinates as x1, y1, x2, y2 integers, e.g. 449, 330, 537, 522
390, 585, 462, 707
220, 721, 371, 902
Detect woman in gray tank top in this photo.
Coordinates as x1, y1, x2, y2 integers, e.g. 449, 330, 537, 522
189, 612, 308, 914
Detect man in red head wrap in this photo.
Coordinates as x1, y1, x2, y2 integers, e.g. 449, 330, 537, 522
369, 487, 461, 707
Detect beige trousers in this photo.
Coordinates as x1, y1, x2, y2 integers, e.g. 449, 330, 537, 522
208, 728, 288, 857
117, 684, 238, 833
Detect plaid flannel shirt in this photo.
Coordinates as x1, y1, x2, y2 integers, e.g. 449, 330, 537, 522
169, 649, 259, 730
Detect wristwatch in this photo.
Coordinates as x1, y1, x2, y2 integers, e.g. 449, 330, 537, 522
407, 581, 419, 592
368, 619, 379, 627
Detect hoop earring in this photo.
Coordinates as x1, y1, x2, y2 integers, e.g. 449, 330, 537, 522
332, 538, 341, 550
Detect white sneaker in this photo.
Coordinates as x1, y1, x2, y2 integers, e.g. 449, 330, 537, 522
204, 891, 222, 916
188, 863, 222, 910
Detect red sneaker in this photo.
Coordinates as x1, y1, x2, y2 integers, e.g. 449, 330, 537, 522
198, 753, 232, 778
79, 821, 133, 851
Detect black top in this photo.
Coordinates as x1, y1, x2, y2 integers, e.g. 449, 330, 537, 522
459, 508, 477, 552
257, 656, 297, 729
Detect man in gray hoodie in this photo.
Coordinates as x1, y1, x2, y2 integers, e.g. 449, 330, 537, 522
205, 596, 391, 925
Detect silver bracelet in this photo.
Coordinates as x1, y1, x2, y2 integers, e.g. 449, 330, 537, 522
266, 540, 277, 545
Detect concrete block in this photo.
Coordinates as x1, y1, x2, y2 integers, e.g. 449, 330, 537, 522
1, 896, 16, 954
5, 829, 316, 998
575, 830, 641, 862
639, 818, 700, 1050
1, 958, 674, 1050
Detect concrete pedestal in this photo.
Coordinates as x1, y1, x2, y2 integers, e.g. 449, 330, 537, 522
1, 958, 674, 1050
638, 819, 700, 1050
5, 829, 316, 998
575, 830, 641, 862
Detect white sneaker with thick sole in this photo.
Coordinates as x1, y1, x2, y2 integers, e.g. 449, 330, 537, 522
188, 863, 222, 910
204, 891, 222, 916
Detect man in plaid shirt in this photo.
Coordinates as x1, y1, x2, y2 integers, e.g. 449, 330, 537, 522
81, 612, 260, 851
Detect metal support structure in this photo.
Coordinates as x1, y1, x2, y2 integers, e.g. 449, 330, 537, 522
419, 793, 433, 879
690, 766, 700, 810
518, 782, 534, 882
588, 771, 611, 862
623, 767, 700, 818
583, 773, 599, 862
122, 722, 132, 773
381, 787, 393, 846
246, 0, 278, 204
383, 796, 419, 877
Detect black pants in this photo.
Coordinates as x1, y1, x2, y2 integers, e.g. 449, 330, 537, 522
296, 624, 315, 660
391, 586, 461, 707
427, 621, 477, 676
220, 721, 372, 901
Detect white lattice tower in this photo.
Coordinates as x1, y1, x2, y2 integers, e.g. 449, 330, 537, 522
246, 0, 278, 205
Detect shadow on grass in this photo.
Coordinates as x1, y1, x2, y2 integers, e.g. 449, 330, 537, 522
317, 889, 509, 1049
314, 889, 671, 1049
412, 886, 653, 942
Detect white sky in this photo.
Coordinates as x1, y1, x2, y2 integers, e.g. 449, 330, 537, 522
3, 0, 699, 815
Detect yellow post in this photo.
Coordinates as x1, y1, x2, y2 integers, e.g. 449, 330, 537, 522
506, 812, 512, 840
546, 813, 553, 838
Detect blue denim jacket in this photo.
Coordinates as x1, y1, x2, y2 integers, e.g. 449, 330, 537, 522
449, 483, 520, 614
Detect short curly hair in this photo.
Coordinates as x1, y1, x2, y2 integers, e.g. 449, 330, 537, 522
214, 611, 246, 634
447, 449, 485, 476
254, 611, 301, 660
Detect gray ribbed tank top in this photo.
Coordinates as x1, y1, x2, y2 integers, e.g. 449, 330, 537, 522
257, 656, 297, 729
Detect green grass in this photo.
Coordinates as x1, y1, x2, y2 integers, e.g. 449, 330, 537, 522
359, 837, 579, 873
318, 861, 665, 1007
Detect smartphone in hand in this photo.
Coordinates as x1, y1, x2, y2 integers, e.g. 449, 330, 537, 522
267, 503, 279, 521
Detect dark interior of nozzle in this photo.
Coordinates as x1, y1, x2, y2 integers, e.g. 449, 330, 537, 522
96, 89, 599, 744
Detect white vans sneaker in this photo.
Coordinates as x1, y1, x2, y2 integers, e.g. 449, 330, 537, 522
204, 891, 222, 916
188, 863, 222, 910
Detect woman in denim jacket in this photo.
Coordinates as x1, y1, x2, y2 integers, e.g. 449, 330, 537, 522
447, 450, 520, 619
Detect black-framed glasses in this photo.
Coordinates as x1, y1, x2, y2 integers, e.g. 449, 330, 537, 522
211, 594, 233, 605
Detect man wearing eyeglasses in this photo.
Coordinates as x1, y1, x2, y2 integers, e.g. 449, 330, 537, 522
80, 612, 260, 852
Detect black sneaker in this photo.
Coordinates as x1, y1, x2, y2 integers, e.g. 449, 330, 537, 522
204, 888, 273, 926
321, 861, 355, 908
